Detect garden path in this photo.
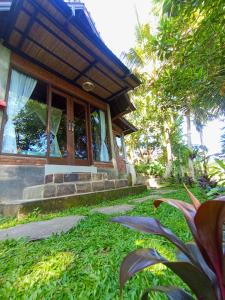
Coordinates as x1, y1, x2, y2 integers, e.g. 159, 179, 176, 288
0, 189, 174, 241
0, 216, 85, 241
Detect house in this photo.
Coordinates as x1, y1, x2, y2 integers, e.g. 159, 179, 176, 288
0, 0, 145, 215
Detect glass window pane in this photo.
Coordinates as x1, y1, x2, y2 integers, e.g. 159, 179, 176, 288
50, 92, 67, 158
115, 136, 124, 157
73, 102, 88, 160
2, 70, 48, 156
91, 107, 110, 162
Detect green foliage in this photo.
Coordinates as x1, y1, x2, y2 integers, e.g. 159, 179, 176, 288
135, 161, 165, 177
125, 0, 224, 182
221, 127, 225, 153
205, 159, 225, 198
151, 0, 225, 116
113, 188, 225, 299
206, 186, 225, 199
208, 159, 225, 186
0, 187, 206, 299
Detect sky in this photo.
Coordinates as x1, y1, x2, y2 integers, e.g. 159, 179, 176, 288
82, 0, 224, 155
82, 0, 153, 57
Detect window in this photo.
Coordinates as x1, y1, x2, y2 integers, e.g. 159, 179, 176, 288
73, 102, 88, 160
115, 135, 124, 157
91, 107, 110, 162
2, 69, 48, 156
50, 92, 67, 158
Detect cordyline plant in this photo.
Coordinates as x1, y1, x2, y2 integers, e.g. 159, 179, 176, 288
112, 186, 225, 300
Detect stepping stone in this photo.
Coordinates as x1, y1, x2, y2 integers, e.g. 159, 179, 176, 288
131, 195, 160, 203
0, 216, 85, 241
151, 190, 177, 195
92, 204, 135, 215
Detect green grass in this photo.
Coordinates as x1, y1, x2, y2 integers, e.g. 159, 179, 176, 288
0, 186, 206, 299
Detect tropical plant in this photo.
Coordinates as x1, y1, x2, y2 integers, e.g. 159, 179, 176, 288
135, 161, 165, 177
112, 187, 225, 299
221, 127, 225, 154
206, 186, 225, 200
198, 175, 217, 190
202, 159, 225, 199
209, 159, 225, 187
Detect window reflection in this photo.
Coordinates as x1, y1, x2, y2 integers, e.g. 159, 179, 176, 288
91, 107, 110, 162
2, 69, 48, 156
115, 136, 124, 157
73, 102, 88, 160
50, 93, 67, 158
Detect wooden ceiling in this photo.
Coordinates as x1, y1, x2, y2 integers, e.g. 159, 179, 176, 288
2, 0, 140, 103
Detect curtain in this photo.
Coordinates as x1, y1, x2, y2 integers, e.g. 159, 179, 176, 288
2, 70, 37, 154
99, 110, 109, 162
25, 100, 62, 157
50, 107, 62, 157
26, 100, 48, 155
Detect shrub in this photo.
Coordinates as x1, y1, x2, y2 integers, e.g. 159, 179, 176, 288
198, 175, 217, 190
209, 159, 225, 186
205, 159, 225, 199
112, 186, 225, 299
135, 161, 165, 177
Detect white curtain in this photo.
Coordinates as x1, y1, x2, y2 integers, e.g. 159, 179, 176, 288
99, 110, 109, 162
26, 100, 48, 155
26, 100, 62, 157
50, 107, 62, 157
2, 70, 37, 153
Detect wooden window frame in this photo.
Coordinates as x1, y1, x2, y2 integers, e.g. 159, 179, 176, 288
0, 54, 113, 168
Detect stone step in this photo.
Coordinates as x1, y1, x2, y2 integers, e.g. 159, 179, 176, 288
23, 179, 129, 200
45, 172, 108, 184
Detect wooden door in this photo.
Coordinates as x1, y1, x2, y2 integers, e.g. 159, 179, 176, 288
48, 89, 72, 164
71, 98, 90, 166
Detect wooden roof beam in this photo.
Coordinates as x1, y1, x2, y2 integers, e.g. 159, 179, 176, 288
30, 0, 134, 88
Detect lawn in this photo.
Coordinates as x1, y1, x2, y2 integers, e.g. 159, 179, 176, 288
0, 186, 206, 299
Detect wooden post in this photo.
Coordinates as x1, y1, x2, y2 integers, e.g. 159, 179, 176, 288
106, 104, 118, 176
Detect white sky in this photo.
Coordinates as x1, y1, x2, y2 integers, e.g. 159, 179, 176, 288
82, 0, 224, 154
183, 119, 224, 155
82, 0, 153, 57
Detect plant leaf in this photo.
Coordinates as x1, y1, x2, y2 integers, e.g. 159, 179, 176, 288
119, 248, 167, 289
112, 216, 193, 261
153, 199, 213, 268
176, 242, 219, 295
142, 286, 195, 300
183, 184, 201, 209
154, 198, 197, 238
194, 199, 225, 293
120, 248, 217, 300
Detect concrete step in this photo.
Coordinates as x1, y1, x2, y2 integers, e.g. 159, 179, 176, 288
23, 179, 129, 200
45, 172, 108, 184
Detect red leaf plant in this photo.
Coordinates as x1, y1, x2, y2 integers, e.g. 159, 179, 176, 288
112, 186, 225, 300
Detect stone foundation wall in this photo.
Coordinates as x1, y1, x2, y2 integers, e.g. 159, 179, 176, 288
97, 167, 122, 179
0, 165, 45, 201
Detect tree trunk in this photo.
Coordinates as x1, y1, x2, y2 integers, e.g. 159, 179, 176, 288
199, 126, 208, 176
164, 120, 173, 178
186, 111, 195, 180
199, 127, 204, 147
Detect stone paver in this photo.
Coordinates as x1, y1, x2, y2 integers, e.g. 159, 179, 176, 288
131, 195, 160, 203
92, 204, 135, 215
0, 216, 85, 241
151, 189, 177, 195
